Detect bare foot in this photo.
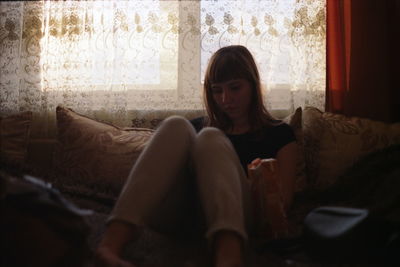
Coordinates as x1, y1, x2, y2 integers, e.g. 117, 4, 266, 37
95, 221, 139, 267
214, 231, 244, 267
95, 246, 135, 267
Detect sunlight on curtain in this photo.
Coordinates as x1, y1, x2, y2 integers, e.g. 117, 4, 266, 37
1, 0, 325, 125
42, 1, 171, 87
200, 0, 326, 111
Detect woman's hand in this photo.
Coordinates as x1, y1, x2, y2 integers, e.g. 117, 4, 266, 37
250, 158, 262, 167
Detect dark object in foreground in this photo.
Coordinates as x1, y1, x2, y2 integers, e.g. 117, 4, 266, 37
303, 206, 400, 265
0, 170, 92, 267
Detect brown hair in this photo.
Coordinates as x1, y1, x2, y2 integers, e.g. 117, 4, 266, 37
203, 45, 275, 132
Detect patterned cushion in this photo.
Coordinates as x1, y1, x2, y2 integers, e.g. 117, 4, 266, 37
0, 111, 32, 167
54, 106, 154, 193
283, 107, 306, 192
303, 107, 400, 190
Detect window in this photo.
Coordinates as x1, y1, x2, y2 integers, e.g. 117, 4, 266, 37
1, 0, 325, 115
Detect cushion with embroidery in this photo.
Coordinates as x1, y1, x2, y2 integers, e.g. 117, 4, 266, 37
282, 107, 306, 192
54, 106, 154, 194
303, 107, 400, 190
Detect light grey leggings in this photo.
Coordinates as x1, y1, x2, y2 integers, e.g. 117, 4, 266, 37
109, 116, 253, 242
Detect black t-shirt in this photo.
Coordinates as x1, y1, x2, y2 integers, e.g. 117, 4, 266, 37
190, 117, 296, 173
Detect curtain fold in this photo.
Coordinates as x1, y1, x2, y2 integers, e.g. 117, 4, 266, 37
325, 0, 351, 113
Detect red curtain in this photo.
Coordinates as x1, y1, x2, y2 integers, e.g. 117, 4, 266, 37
326, 0, 400, 122
326, 0, 351, 113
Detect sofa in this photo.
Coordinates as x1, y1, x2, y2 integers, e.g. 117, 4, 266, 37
1, 105, 400, 266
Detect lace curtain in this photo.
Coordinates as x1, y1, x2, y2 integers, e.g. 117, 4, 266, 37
1, 0, 325, 128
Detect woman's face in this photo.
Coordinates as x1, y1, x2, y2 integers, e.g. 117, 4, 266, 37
210, 79, 253, 122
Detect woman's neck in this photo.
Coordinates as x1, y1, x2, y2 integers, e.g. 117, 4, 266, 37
228, 119, 250, 135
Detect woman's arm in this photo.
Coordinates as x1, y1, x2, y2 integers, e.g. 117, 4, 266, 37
276, 141, 298, 211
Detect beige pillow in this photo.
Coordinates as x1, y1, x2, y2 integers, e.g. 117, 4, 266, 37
0, 111, 32, 167
303, 107, 400, 190
283, 107, 306, 192
54, 106, 154, 193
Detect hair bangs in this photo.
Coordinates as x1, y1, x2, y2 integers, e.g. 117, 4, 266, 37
209, 53, 248, 84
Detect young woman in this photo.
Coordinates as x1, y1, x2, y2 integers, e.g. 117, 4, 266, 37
95, 45, 298, 267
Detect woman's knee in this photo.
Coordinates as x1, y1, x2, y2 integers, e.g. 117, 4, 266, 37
157, 115, 195, 140
198, 127, 224, 139
194, 127, 226, 153
197, 127, 224, 142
